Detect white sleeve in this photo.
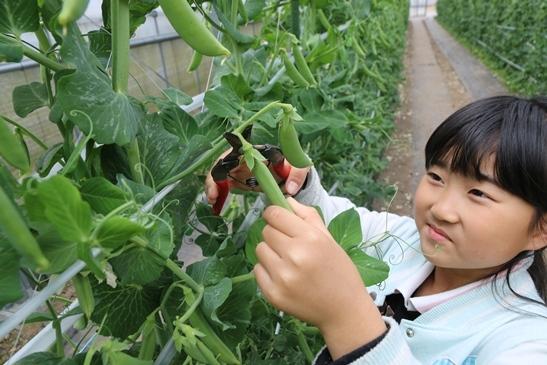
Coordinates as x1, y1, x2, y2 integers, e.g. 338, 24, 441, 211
295, 168, 420, 260
482, 341, 547, 364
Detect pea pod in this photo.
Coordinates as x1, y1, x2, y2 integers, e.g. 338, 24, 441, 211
280, 49, 310, 88
237, 135, 292, 212
292, 43, 317, 85
0, 116, 30, 172
73, 273, 95, 319
0, 185, 50, 271
187, 50, 203, 72
317, 9, 331, 30
278, 112, 313, 168
159, 0, 230, 57
138, 314, 157, 360
58, 0, 90, 26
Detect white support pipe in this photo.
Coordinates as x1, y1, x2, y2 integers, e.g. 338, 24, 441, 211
4, 301, 82, 365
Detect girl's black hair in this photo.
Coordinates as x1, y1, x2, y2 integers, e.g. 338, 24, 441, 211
424, 95, 547, 306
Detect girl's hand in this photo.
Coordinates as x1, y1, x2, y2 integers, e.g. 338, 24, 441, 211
255, 198, 387, 359
204, 150, 310, 204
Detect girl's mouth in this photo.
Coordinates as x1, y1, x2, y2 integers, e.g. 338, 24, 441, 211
426, 224, 451, 242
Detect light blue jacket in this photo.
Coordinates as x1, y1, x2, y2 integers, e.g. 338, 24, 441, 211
296, 169, 547, 364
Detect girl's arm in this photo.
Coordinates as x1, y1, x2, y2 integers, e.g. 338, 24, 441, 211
255, 198, 423, 364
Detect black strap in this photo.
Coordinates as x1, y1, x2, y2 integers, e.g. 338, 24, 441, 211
379, 292, 421, 323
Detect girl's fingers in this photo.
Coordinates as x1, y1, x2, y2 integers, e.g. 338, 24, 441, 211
262, 205, 307, 238
253, 263, 274, 295
205, 173, 218, 204
262, 224, 292, 258
286, 197, 327, 233
284, 165, 310, 195
255, 241, 283, 279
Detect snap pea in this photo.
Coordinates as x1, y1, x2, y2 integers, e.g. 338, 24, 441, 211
159, 0, 230, 57
280, 49, 310, 88
187, 50, 203, 72
0, 185, 50, 271
58, 0, 90, 26
292, 43, 317, 85
138, 314, 157, 360
0, 116, 30, 172
278, 111, 313, 168
72, 273, 95, 319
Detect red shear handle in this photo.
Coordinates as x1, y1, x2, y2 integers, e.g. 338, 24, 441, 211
212, 180, 230, 215
272, 161, 291, 181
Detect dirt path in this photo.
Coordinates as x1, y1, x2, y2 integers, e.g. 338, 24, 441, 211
375, 17, 471, 216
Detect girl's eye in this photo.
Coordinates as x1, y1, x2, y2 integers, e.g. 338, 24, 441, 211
427, 172, 443, 182
469, 189, 488, 198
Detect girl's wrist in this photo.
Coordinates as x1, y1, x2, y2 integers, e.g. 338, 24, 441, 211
319, 294, 387, 360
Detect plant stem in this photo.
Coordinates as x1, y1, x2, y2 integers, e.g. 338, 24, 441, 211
111, 0, 143, 183
34, 26, 55, 106
295, 324, 314, 362
0, 33, 66, 72
159, 101, 291, 188
231, 272, 255, 284
45, 300, 64, 357
165, 258, 202, 293
111, 0, 130, 93
1, 115, 48, 150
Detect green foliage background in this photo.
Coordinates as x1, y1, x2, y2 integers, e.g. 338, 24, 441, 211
436, 0, 546, 96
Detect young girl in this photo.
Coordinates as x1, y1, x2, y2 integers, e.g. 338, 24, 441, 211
206, 95, 547, 364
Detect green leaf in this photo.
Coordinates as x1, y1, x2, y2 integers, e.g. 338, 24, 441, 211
55, 29, 142, 146
163, 87, 192, 105
106, 351, 153, 365
88, 28, 112, 69
204, 86, 242, 119
202, 277, 233, 330
0, 0, 40, 36
80, 177, 128, 215
95, 216, 145, 250
187, 256, 227, 286
300, 110, 347, 134
38, 229, 79, 274
214, 3, 256, 44
91, 278, 161, 339
244, 218, 266, 265
194, 233, 223, 257
110, 216, 172, 285
12, 82, 49, 118
36, 143, 63, 177
116, 175, 155, 204
245, 0, 266, 20
37, 175, 92, 243
0, 35, 23, 62
24, 311, 54, 324
164, 176, 201, 248
0, 235, 23, 307
158, 103, 199, 144
0, 115, 30, 171
347, 248, 389, 286
195, 203, 227, 234
328, 208, 362, 250
56, 70, 143, 145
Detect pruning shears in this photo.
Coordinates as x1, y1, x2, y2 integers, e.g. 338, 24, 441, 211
210, 127, 292, 215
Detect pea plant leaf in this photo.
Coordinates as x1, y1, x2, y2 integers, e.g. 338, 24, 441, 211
347, 248, 389, 286
204, 86, 243, 119
9, 351, 80, 365
187, 256, 227, 287
110, 214, 173, 285
12, 82, 49, 118
0, 0, 39, 36
163, 87, 193, 106
91, 278, 161, 339
244, 217, 266, 265
80, 177, 128, 215
55, 29, 142, 145
0, 234, 23, 307
36, 175, 92, 244
327, 208, 362, 250
202, 278, 233, 330
157, 102, 199, 144
0, 35, 23, 62
37, 229, 79, 274
95, 216, 145, 250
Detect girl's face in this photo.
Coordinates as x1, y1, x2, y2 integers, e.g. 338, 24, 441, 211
414, 158, 545, 277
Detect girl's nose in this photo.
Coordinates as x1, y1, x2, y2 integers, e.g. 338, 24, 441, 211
430, 191, 459, 224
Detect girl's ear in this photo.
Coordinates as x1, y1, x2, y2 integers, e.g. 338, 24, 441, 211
527, 214, 547, 251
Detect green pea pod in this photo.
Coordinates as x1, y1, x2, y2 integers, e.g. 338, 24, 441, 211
280, 49, 310, 88
278, 113, 313, 168
292, 44, 317, 85
186, 291, 240, 364
159, 0, 230, 57
317, 9, 331, 30
138, 314, 157, 360
73, 273, 95, 319
58, 0, 90, 26
187, 50, 203, 72
0, 116, 30, 172
0, 186, 50, 271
